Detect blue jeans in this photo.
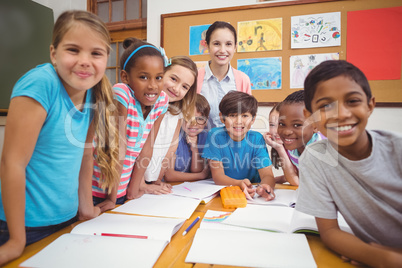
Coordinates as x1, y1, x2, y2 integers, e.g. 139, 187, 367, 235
0, 216, 77, 246
92, 195, 126, 206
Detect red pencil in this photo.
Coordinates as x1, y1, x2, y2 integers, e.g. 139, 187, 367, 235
94, 233, 148, 239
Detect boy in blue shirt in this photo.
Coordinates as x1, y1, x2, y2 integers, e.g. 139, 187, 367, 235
296, 60, 402, 267
203, 91, 275, 200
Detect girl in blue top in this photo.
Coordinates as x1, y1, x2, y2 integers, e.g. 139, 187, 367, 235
0, 10, 119, 265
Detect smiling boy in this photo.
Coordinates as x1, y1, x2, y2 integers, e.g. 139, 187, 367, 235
296, 60, 402, 267
202, 91, 276, 200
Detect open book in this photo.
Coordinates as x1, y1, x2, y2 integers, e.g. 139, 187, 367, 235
247, 188, 298, 207
20, 213, 185, 268
186, 210, 317, 268
223, 204, 353, 234
171, 179, 225, 204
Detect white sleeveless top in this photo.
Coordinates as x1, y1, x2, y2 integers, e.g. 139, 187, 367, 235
144, 111, 183, 182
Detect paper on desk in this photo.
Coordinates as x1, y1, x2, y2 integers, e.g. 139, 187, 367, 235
248, 188, 298, 207
20, 233, 167, 268
71, 213, 185, 242
200, 210, 264, 232
185, 228, 317, 268
112, 194, 200, 219
171, 180, 225, 203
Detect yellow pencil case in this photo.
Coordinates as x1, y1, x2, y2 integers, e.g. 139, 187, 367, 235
220, 186, 247, 209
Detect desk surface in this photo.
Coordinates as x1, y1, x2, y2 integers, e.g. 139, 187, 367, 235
5, 184, 354, 268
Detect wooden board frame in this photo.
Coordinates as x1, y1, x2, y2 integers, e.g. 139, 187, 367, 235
161, 0, 402, 106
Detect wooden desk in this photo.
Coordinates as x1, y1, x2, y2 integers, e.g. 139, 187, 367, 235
4, 184, 354, 268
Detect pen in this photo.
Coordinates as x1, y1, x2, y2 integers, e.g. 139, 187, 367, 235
94, 233, 148, 239
182, 216, 200, 236
257, 184, 275, 198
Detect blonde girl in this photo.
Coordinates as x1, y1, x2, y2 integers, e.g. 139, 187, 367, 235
126, 56, 198, 198
79, 37, 169, 217
0, 10, 119, 265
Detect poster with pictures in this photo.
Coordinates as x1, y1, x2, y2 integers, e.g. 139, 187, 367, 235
237, 18, 282, 52
289, 53, 339, 88
189, 24, 211, 56
291, 12, 341, 49
237, 57, 282, 90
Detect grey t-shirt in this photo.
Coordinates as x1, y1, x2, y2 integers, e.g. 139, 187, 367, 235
296, 130, 402, 248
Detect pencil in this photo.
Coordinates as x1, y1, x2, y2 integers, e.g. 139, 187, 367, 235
182, 216, 200, 236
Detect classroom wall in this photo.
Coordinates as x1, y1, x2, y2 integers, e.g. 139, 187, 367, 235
1, 0, 401, 164
32, 0, 86, 21
149, 0, 402, 134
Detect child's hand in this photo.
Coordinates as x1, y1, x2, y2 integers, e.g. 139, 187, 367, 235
200, 165, 211, 179
143, 182, 172, 195
240, 179, 256, 200
186, 134, 198, 152
264, 132, 283, 149
256, 184, 275, 201
78, 205, 101, 220
96, 199, 116, 213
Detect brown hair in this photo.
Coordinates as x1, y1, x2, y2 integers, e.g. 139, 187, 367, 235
165, 56, 197, 122
195, 94, 210, 118
219, 91, 258, 118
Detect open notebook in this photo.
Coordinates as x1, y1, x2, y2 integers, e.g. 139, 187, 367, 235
171, 179, 225, 204
247, 188, 298, 207
223, 204, 353, 234
20, 213, 185, 268
186, 210, 317, 268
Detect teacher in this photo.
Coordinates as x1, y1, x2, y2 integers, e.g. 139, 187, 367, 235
197, 21, 252, 129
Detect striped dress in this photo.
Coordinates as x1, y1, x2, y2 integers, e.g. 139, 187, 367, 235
92, 83, 169, 198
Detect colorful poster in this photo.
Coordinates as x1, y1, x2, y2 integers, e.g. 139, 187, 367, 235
289, 53, 339, 89
237, 18, 282, 52
237, 57, 282, 90
291, 12, 341, 49
189, 24, 211, 56
347, 7, 402, 80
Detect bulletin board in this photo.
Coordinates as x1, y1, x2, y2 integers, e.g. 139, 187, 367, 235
161, 0, 402, 106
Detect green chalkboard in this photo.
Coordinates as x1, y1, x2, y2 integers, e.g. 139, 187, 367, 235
0, 0, 53, 110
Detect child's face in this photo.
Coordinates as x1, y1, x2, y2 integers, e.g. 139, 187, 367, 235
121, 55, 164, 109
183, 110, 207, 137
220, 112, 255, 142
163, 65, 195, 103
208, 28, 236, 67
278, 103, 315, 154
50, 24, 108, 102
306, 75, 374, 153
269, 110, 280, 136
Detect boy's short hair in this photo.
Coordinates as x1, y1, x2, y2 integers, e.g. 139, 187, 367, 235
195, 94, 210, 118
282, 90, 304, 106
219, 91, 258, 117
304, 60, 372, 112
